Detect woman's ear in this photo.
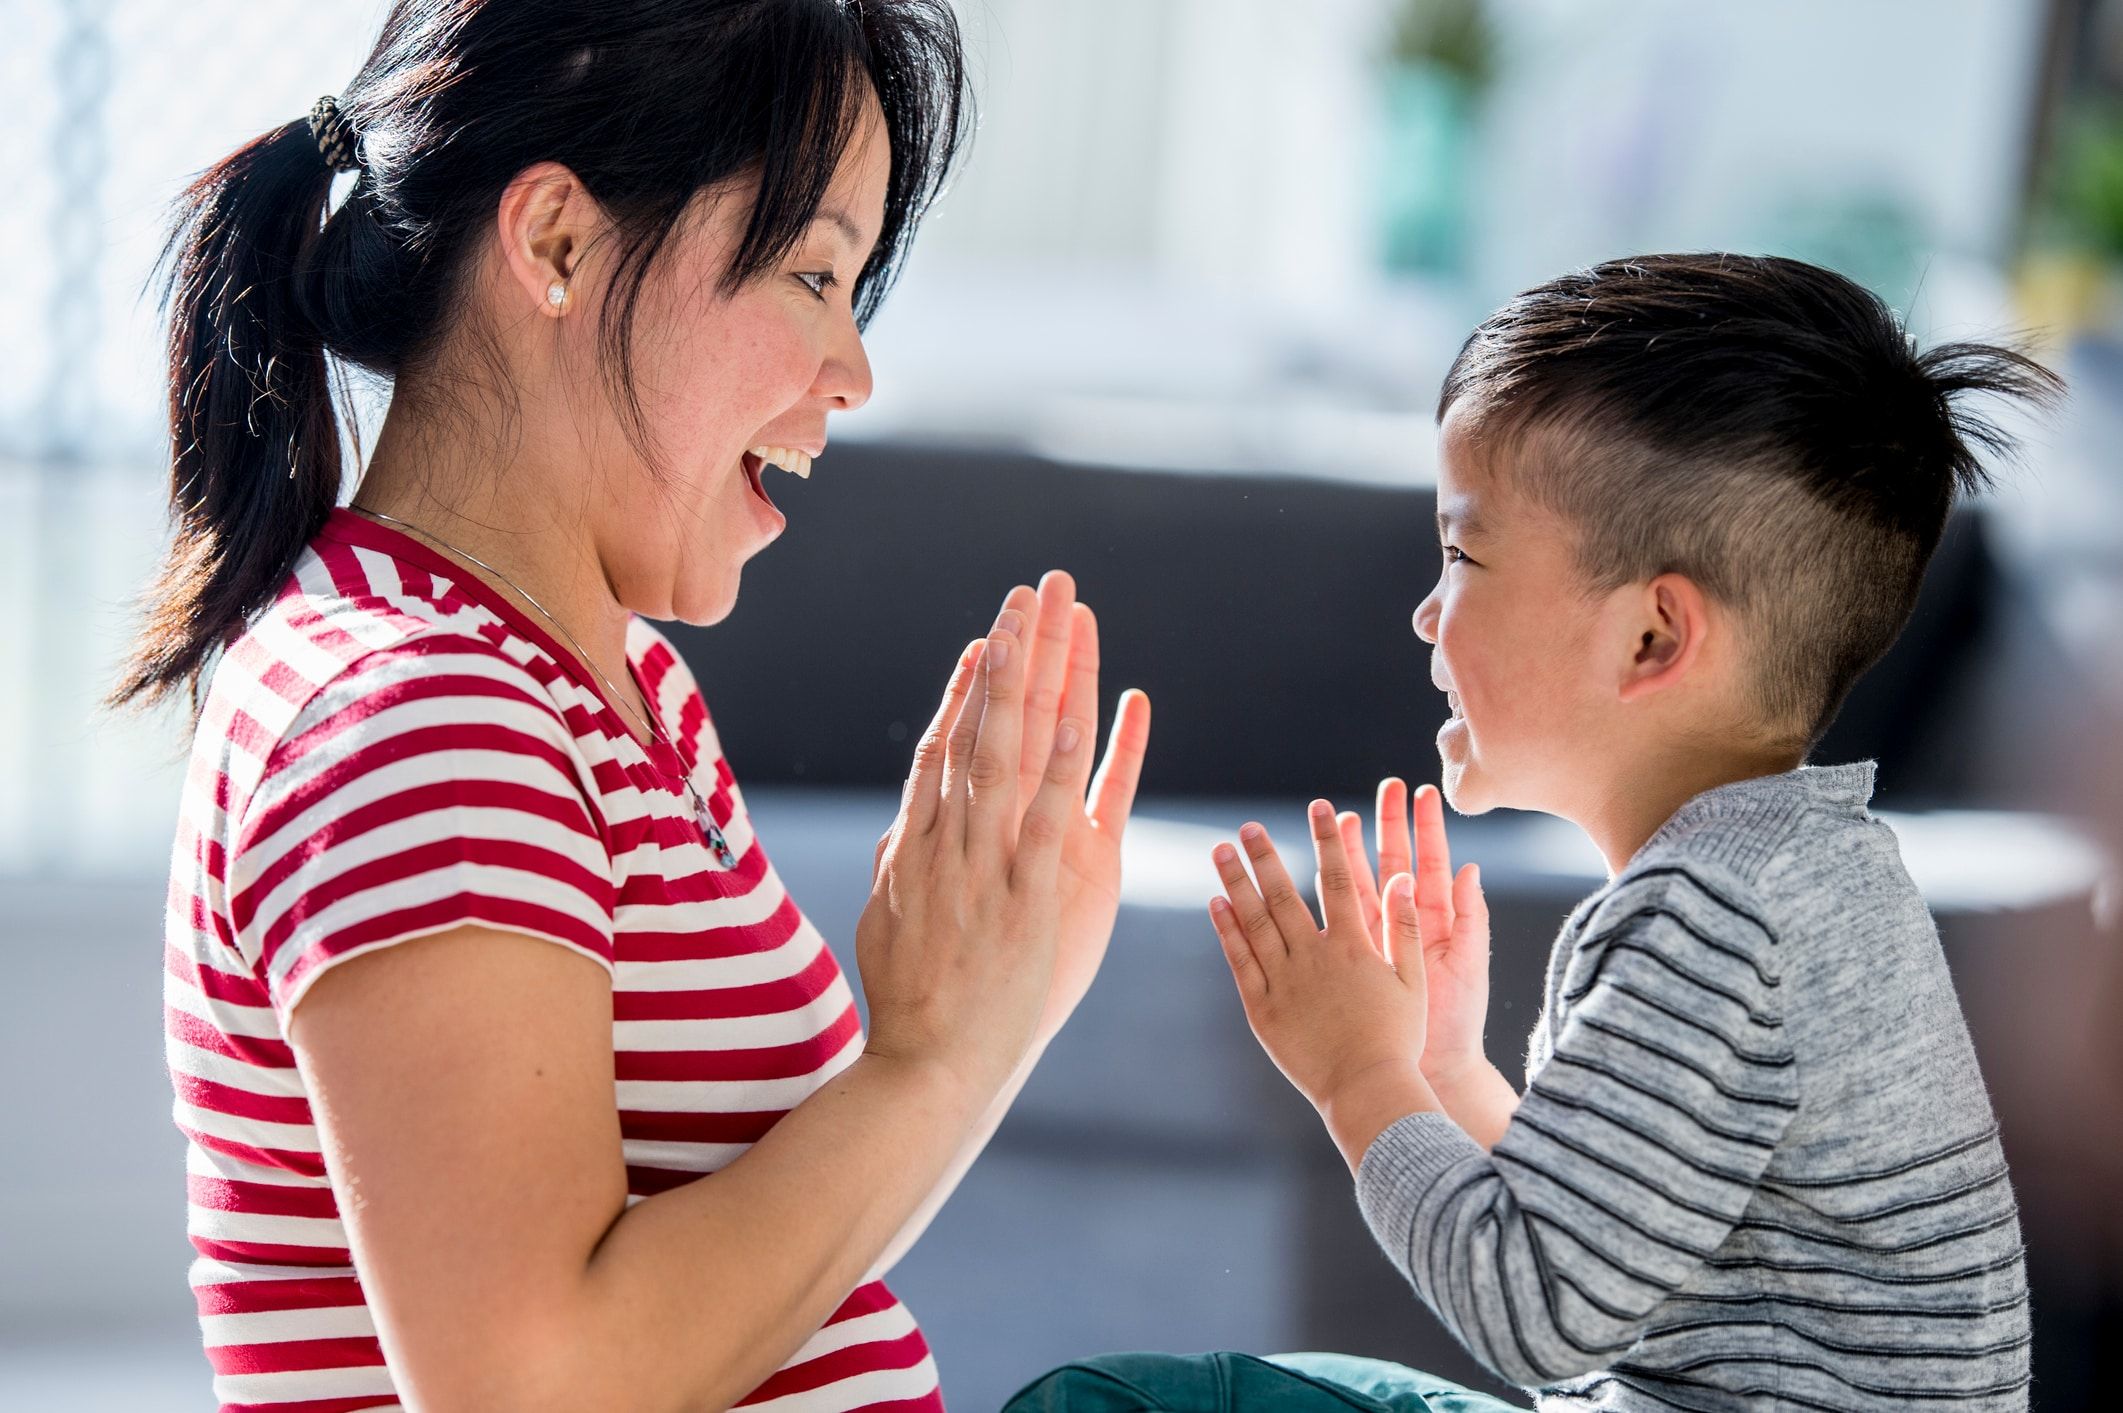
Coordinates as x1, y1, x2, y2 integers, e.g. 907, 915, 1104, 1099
1617, 572, 1711, 703
496, 160, 599, 318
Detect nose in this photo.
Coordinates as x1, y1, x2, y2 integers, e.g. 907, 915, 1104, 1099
1413, 584, 1441, 644
816, 308, 873, 413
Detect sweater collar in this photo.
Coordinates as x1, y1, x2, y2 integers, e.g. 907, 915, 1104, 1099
1636, 758, 1878, 860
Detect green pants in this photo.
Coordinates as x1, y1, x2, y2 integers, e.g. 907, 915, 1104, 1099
1002, 1352, 1527, 1412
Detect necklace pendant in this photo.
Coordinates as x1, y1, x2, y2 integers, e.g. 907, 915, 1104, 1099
696, 797, 738, 869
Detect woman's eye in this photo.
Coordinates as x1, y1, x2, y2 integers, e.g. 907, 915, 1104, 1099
795, 271, 836, 299
1443, 544, 1469, 565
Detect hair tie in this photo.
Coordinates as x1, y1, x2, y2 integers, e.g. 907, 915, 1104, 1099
307, 95, 365, 173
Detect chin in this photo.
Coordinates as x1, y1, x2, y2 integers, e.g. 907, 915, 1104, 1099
670, 587, 740, 627
664, 551, 751, 624
1438, 751, 1499, 816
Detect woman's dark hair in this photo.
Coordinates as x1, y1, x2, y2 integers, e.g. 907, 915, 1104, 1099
115, 0, 969, 708
1437, 253, 2064, 751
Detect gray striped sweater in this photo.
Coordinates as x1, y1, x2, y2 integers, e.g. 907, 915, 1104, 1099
1356, 760, 2029, 1411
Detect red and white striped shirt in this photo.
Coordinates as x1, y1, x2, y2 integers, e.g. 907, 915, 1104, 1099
165, 508, 943, 1413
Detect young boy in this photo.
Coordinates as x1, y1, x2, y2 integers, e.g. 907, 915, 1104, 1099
1007, 255, 2056, 1413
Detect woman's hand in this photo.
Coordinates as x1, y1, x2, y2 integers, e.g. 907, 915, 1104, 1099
999, 573, 1152, 1041
1208, 800, 1440, 1168
1332, 779, 1491, 1083
856, 606, 1096, 1104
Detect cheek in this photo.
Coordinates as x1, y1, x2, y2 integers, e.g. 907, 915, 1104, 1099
640, 300, 820, 453
1438, 590, 1575, 727
705, 300, 822, 410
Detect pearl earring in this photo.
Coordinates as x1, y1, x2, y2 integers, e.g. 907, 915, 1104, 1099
546, 280, 569, 312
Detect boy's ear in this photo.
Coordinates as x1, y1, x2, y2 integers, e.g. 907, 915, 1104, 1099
1616, 573, 1709, 703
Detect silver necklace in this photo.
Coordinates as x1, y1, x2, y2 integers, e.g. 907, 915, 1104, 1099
353, 506, 740, 869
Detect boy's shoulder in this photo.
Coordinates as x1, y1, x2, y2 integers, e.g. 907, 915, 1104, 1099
1583, 760, 1888, 960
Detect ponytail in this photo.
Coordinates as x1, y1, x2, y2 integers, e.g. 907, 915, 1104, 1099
113, 120, 349, 709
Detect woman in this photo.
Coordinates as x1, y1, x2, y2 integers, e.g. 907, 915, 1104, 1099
119, 3, 1151, 1409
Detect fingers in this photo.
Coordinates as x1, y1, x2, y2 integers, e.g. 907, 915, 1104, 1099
1308, 800, 1368, 939
1238, 820, 1319, 946
963, 609, 1029, 859
1339, 810, 1384, 947
1088, 684, 1151, 842
903, 638, 984, 836
1451, 861, 1488, 963
1208, 896, 1267, 1002
1029, 601, 1099, 842
1058, 603, 1099, 752
1411, 783, 1456, 953
1213, 838, 1290, 964
1016, 573, 1074, 793
1382, 871, 1423, 982
1013, 711, 1092, 889
1376, 777, 1413, 893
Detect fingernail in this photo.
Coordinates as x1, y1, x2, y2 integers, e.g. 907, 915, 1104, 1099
1239, 822, 1265, 844
1055, 718, 1081, 752
986, 634, 1011, 671
1309, 800, 1331, 820
994, 607, 1023, 635
1214, 843, 1238, 864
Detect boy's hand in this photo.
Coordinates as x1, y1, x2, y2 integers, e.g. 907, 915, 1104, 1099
1333, 779, 1491, 1085
1209, 800, 1441, 1168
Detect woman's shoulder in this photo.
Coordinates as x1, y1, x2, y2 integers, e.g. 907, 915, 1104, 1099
204, 542, 584, 824
229, 548, 551, 725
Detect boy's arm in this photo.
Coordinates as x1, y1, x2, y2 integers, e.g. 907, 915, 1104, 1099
1212, 819, 1794, 1388
1354, 872, 1796, 1386
1413, 1052, 1521, 1151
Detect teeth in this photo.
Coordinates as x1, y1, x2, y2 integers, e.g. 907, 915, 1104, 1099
748, 445, 813, 479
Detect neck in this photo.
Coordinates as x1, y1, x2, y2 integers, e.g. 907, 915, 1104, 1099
1576, 740, 1805, 879
352, 408, 642, 728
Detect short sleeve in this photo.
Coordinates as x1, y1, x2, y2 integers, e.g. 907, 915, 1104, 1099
225, 633, 617, 1023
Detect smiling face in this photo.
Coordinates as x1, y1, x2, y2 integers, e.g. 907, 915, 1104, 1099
571, 89, 890, 627
1413, 407, 1634, 817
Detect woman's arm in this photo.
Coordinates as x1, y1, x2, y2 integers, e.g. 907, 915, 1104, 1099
862, 1027, 1050, 1283
867, 578, 1153, 1281
291, 925, 979, 1413
290, 616, 1095, 1413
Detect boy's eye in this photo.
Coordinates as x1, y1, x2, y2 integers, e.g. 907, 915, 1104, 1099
795, 270, 836, 299
1443, 544, 1470, 565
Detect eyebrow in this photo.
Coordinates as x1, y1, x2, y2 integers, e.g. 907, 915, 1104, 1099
813, 206, 868, 252
1436, 503, 1488, 539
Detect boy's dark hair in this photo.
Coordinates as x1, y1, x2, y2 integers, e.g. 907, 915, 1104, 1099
116, 0, 969, 710
1438, 253, 2063, 751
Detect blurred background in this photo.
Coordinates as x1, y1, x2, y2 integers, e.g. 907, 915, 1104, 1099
5, 0, 2121, 1406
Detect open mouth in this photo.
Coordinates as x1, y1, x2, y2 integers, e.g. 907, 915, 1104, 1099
741, 444, 815, 513
1447, 690, 1466, 720
740, 450, 774, 510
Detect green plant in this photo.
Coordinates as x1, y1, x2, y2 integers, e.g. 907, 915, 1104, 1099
1386, 0, 1495, 92
2044, 98, 2123, 259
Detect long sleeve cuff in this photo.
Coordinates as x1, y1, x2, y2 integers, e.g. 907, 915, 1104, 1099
1354, 1110, 1490, 1273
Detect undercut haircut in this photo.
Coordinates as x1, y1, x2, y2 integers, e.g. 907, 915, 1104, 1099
1438, 253, 2063, 751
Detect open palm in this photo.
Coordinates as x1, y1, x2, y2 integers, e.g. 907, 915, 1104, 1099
1332, 777, 1490, 1071
1005, 574, 1152, 1040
